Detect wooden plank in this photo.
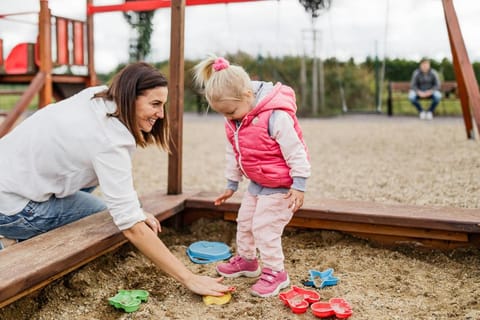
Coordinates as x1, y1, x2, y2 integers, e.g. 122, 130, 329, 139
223, 211, 469, 242
347, 232, 472, 250
389, 81, 457, 93
0, 74, 37, 83
185, 193, 480, 233
0, 90, 24, 95
0, 192, 189, 308
2, 190, 480, 308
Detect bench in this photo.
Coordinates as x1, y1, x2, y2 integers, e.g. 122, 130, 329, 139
387, 81, 457, 116
1, 191, 480, 308
184, 192, 480, 248
0, 192, 192, 308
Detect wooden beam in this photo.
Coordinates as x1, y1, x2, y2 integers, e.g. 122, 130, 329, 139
0, 72, 46, 138
167, 0, 185, 195
38, 0, 52, 108
223, 212, 469, 242
86, 0, 97, 86
185, 193, 480, 234
0, 192, 189, 308
87, 0, 262, 15
1, 190, 480, 308
442, 0, 480, 138
346, 233, 473, 250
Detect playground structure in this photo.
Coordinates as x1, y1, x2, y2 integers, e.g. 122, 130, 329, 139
0, 0, 480, 310
0, 0, 96, 137
0, 0, 260, 138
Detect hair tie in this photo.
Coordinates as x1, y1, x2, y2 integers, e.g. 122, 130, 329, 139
213, 57, 230, 72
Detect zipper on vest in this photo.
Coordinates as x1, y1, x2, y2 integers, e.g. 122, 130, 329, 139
234, 123, 249, 179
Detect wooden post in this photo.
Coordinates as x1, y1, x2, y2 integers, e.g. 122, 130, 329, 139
387, 82, 393, 116
38, 0, 52, 107
442, 0, 480, 139
167, 0, 185, 195
86, 0, 97, 86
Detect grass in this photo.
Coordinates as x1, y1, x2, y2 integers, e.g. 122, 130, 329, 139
0, 87, 464, 118
388, 94, 463, 116
0, 85, 39, 111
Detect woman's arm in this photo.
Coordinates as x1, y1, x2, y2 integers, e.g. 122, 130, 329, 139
122, 221, 230, 296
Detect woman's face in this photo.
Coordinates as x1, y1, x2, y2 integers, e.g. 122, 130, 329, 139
135, 86, 168, 133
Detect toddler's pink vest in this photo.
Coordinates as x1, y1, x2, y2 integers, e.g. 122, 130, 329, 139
225, 83, 307, 188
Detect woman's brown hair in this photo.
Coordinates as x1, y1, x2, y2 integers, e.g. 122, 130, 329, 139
94, 62, 170, 151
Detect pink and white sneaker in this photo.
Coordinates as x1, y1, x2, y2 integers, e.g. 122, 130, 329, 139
216, 255, 261, 278
251, 267, 290, 298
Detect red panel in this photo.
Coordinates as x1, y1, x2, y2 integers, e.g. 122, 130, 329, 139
73, 21, 84, 65
4, 43, 28, 74
88, 0, 262, 15
56, 18, 69, 65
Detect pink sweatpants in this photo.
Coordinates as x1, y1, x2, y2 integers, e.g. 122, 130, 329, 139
235, 191, 294, 272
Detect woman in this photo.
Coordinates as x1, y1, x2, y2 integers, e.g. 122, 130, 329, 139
0, 62, 229, 296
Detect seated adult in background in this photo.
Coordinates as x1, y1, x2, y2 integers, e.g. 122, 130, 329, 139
408, 58, 442, 120
0, 62, 230, 297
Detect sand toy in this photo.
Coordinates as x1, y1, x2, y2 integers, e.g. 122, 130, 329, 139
279, 286, 321, 314
203, 287, 236, 305
187, 241, 231, 264
303, 268, 339, 289
311, 298, 353, 319
108, 289, 149, 313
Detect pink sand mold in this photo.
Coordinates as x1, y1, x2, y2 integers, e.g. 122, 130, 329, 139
311, 298, 353, 319
279, 285, 321, 314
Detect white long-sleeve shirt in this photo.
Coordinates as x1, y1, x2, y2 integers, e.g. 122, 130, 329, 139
0, 86, 146, 230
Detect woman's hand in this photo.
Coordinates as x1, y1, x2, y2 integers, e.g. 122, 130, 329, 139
184, 274, 231, 296
144, 211, 161, 234
214, 189, 234, 206
123, 224, 230, 297
285, 189, 304, 213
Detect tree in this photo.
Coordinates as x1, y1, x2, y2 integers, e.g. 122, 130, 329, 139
298, 0, 331, 18
123, 3, 155, 62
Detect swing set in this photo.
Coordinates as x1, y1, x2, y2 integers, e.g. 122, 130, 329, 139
0, 0, 480, 310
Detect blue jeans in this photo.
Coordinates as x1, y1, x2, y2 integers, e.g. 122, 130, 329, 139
0, 187, 107, 241
408, 89, 442, 113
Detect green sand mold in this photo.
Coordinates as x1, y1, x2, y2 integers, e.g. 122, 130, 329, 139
108, 290, 149, 313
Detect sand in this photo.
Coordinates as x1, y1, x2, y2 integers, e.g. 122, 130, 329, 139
1, 113, 480, 320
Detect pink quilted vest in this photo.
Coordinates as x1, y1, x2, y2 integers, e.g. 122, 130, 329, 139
225, 83, 307, 188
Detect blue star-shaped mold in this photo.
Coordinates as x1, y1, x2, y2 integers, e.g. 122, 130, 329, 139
303, 268, 339, 289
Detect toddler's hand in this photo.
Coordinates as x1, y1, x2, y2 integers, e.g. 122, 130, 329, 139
285, 189, 304, 213
214, 189, 234, 205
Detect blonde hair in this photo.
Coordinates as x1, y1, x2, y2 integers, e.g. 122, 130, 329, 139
192, 55, 252, 104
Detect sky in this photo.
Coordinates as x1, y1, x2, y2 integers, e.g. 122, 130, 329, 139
0, 0, 479, 73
